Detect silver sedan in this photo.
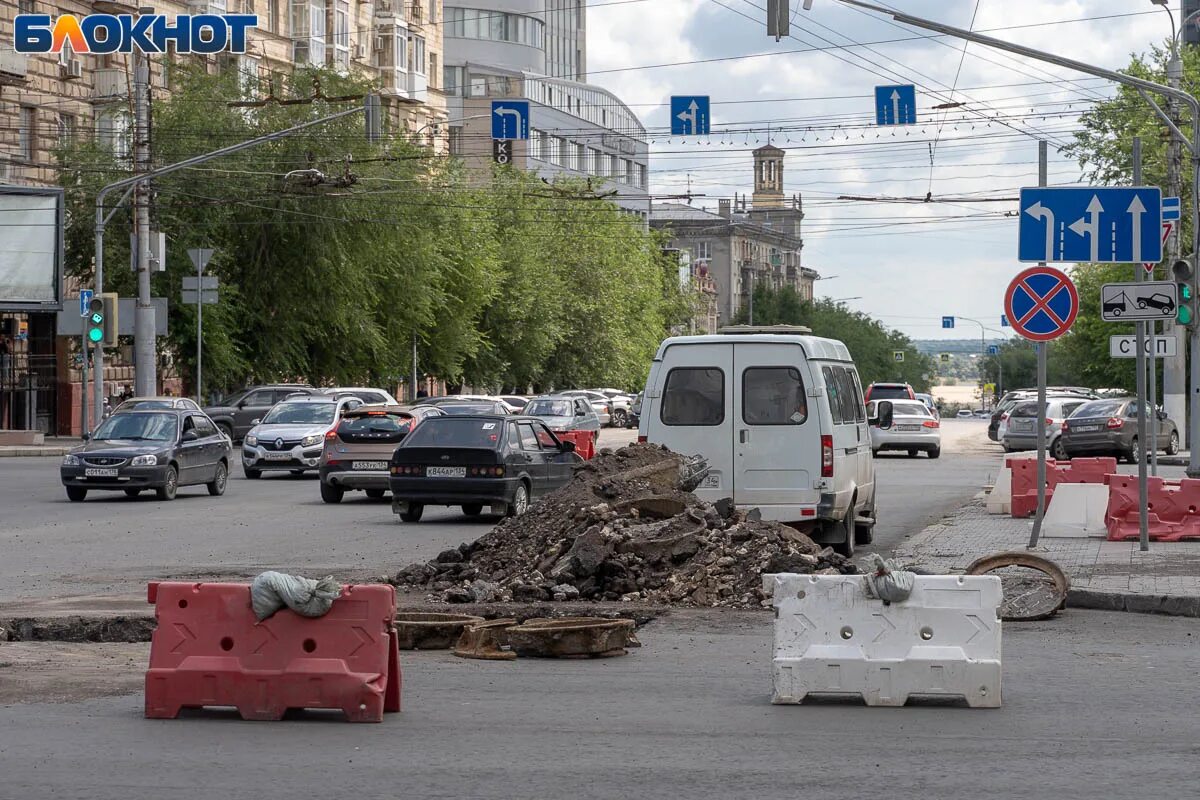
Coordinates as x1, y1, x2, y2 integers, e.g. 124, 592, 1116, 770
868, 399, 941, 459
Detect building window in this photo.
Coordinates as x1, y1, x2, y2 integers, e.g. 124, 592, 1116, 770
291, 0, 325, 64
334, 0, 351, 70
559, 138, 571, 168
639, 163, 648, 190
590, 148, 604, 176
428, 0, 437, 22
448, 126, 463, 155
411, 35, 426, 74
57, 113, 77, 147
609, 154, 620, 178
625, 159, 635, 185
429, 53, 437, 88
695, 241, 712, 261
443, 65, 463, 96
18, 106, 35, 162
445, 7, 543, 46
575, 143, 586, 172
18, 0, 35, 13
96, 110, 130, 161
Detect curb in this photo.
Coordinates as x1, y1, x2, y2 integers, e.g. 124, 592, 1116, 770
1067, 588, 1200, 618
1156, 455, 1190, 467
0, 447, 72, 458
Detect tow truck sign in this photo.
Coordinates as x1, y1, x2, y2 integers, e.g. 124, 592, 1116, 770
1100, 281, 1178, 322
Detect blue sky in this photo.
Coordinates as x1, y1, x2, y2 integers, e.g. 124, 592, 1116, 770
584, 0, 1171, 339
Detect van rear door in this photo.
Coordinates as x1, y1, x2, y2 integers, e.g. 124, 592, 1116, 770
732, 342, 821, 517
651, 343, 734, 499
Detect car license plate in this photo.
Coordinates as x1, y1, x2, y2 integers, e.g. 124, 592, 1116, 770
701, 474, 720, 489
262, 452, 292, 461
84, 467, 118, 477
352, 461, 388, 471
895, 424, 921, 431
1074, 425, 1100, 432
427, 466, 466, 478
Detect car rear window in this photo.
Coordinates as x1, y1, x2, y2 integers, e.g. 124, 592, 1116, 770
526, 399, 573, 416
1069, 400, 1123, 418
438, 403, 500, 416
338, 412, 413, 443
891, 401, 931, 417
401, 418, 504, 448
660, 367, 724, 426
868, 385, 912, 400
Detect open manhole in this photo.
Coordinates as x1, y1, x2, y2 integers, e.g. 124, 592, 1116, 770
965, 552, 1070, 621
394, 612, 484, 650
505, 617, 638, 659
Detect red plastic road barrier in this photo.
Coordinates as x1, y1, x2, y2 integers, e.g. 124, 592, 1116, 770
556, 430, 595, 460
1105, 474, 1200, 542
1008, 457, 1119, 518
145, 581, 401, 722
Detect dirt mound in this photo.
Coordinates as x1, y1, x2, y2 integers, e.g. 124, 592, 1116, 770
392, 444, 857, 608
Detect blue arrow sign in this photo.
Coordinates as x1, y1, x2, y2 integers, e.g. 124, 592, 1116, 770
79, 289, 93, 317
670, 96, 710, 136
1000, 314, 1010, 327
875, 85, 916, 125
941, 316, 955, 329
1018, 186, 1162, 264
491, 100, 530, 140
987, 345, 1000, 355
1162, 196, 1181, 221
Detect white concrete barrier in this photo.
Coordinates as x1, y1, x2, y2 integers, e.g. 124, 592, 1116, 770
986, 465, 1012, 515
764, 573, 1002, 708
1040, 482, 1109, 538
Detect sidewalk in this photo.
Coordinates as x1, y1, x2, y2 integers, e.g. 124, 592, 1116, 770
895, 495, 1200, 617
0, 437, 81, 457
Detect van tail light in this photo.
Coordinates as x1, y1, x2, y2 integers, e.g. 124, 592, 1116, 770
1107, 417, 1125, 429
637, 435, 647, 443
821, 435, 834, 477
922, 420, 939, 429
1046, 418, 1054, 426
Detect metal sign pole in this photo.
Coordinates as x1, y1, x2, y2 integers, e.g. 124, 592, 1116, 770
80, 314, 89, 434
196, 262, 203, 406
1133, 137, 1150, 551
1030, 140, 1049, 548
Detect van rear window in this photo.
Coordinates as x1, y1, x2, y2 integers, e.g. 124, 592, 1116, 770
742, 367, 807, 425
660, 367, 724, 426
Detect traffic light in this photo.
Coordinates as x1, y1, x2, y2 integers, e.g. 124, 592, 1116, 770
1172, 259, 1196, 328
86, 293, 119, 346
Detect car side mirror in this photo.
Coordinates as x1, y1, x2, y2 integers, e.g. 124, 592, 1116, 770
81, 432, 90, 442
870, 401, 894, 430
560, 440, 576, 453
182, 429, 199, 442
251, 418, 262, 426
1158, 410, 1169, 420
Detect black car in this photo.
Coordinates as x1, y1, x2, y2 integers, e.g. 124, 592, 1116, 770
202, 384, 317, 442
388, 415, 580, 522
60, 410, 233, 501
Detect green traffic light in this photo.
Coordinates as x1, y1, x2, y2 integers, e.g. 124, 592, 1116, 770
1182, 285, 1194, 302
88, 327, 103, 343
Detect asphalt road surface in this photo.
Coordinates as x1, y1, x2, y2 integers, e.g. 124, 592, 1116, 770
0, 422, 1000, 603
0, 609, 1196, 799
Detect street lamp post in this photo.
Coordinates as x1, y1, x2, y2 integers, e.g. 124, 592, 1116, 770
808, 0, 1200, 476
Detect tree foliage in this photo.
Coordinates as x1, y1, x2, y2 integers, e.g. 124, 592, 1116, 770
57, 66, 682, 395
733, 286, 935, 390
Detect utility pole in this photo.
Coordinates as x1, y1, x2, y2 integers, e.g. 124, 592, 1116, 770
1164, 19, 1186, 445
132, 34, 156, 397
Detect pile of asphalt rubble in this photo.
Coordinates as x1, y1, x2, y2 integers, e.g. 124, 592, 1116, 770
391, 443, 858, 608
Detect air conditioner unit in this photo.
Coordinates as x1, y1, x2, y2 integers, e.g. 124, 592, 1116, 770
61, 60, 83, 79
353, 43, 367, 60
373, 34, 385, 51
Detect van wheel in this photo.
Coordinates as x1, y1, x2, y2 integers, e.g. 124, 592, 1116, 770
1166, 430, 1180, 456
833, 507, 855, 557
927, 447, 941, 459
854, 499, 875, 545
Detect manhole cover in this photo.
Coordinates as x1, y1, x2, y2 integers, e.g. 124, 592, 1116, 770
394, 612, 484, 650
964, 552, 1070, 621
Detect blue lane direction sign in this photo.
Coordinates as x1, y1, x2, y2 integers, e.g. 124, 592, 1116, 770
1018, 186, 1162, 264
875, 85, 916, 125
491, 100, 530, 140
987, 344, 1000, 355
1004, 266, 1079, 342
1000, 314, 1010, 327
79, 289, 94, 317
671, 96, 710, 136
941, 316, 955, 329
1162, 196, 1181, 221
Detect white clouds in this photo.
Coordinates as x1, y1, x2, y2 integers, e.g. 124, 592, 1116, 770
583, 0, 1169, 338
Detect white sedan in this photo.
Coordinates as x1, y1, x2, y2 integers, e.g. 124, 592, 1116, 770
868, 399, 942, 459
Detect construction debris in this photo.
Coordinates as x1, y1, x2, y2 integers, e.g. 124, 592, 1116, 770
454, 619, 519, 660
506, 617, 638, 658
392, 444, 856, 608
394, 612, 484, 650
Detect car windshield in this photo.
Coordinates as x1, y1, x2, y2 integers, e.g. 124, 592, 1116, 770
262, 402, 336, 425
438, 403, 498, 416
526, 399, 573, 416
402, 418, 503, 448
340, 413, 411, 435
869, 385, 910, 399
1071, 400, 1125, 418
93, 412, 178, 442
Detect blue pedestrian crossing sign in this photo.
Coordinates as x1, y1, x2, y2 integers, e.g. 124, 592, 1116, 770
1163, 196, 1181, 221
671, 96, 710, 136
987, 345, 1000, 355
491, 100, 530, 140
1004, 266, 1079, 342
1001, 314, 1010, 327
875, 85, 916, 125
941, 316, 955, 329
1018, 186, 1162, 264
79, 289, 93, 318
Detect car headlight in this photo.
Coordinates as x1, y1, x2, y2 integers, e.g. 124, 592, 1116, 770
244, 434, 257, 446
130, 454, 158, 466
62, 454, 80, 466
301, 434, 322, 447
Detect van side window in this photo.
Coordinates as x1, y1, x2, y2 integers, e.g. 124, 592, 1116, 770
836, 369, 858, 424
848, 370, 866, 423
822, 366, 844, 424
661, 367, 724, 426
742, 367, 807, 425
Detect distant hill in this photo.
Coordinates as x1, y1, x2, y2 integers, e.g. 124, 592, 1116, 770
913, 338, 1006, 356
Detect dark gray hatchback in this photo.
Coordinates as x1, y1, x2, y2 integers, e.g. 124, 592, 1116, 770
1061, 398, 1180, 462
60, 410, 233, 502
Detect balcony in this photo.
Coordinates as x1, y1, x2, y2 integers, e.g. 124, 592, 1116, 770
374, 0, 407, 22
408, 0, 423, 25
92, 68, 128, 102
92, 0, 138, 12
0, 48, 28, 86
381, 69, 427, 103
